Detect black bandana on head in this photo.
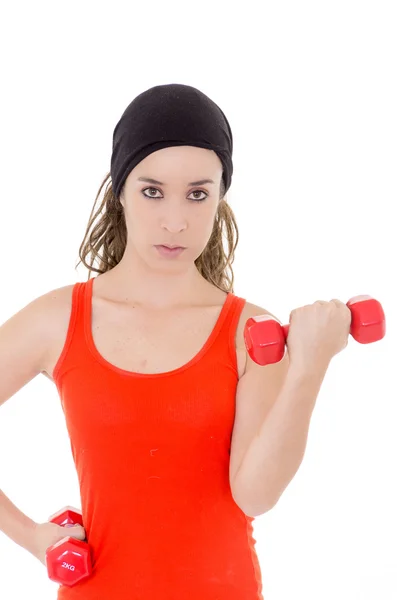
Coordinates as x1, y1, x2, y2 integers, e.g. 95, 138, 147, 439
110, 83, 233, 200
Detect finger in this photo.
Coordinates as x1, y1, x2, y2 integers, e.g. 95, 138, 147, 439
73, 526, 86, 540
64, 523, 86, 537
331, 299, 351, 316
330, 299, 345, 306
331, 299, 352, 325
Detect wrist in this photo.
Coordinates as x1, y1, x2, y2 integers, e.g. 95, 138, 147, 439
288, 356, 331, 380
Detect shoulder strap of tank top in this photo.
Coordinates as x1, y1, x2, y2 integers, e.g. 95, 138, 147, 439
52, 280, 87, 383
200, 292, 247, 374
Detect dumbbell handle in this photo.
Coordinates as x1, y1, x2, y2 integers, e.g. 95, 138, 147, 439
280, 296, 385, 344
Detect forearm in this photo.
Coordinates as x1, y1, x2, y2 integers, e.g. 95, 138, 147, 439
236, 360, 330, 517
0, 488, 38, 552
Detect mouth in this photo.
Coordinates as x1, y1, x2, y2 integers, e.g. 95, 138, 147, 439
154, 245, 186, 257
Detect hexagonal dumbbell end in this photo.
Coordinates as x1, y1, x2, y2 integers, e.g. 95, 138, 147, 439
45, 505, 92, 587
244, 313, 288, 366
345, 295, 386, 344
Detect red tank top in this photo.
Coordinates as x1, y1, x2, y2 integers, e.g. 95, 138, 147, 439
53, 277, 264, 600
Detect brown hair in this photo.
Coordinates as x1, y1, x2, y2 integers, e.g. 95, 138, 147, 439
76, 173, 239, 293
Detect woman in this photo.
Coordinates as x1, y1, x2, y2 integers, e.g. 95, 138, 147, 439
0, 83, 351, 599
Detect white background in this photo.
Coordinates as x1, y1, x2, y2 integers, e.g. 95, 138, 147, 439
0, 1, 395, 599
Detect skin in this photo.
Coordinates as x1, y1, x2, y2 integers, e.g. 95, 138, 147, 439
102, 145, 225, 308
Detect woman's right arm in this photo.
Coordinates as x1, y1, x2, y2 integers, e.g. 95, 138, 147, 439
0, 488, 38, 554
0, 291, 58, 554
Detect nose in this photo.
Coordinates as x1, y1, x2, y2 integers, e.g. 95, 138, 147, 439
160, 206, 188, 233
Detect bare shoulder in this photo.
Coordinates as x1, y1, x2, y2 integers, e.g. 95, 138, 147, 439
38, 283, 75, 312
31, 284, 75, 329
33, 284, 76, 379
7, 283, 75, 337
0, 283, 76, 407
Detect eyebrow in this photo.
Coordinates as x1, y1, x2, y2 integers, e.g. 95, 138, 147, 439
137, 177, 215, 186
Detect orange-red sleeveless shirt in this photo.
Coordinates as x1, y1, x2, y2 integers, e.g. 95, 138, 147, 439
53, 278, 264, 600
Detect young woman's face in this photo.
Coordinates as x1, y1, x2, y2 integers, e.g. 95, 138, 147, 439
120, 146, 223, 271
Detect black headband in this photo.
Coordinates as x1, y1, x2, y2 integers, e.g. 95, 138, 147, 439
110, 83, 233, 200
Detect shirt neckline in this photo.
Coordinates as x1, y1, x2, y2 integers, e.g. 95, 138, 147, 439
83, 276, 234, 379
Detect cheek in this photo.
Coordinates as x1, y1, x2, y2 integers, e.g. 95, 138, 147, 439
202, 204, 219, 232
189, 207, 217, 245
128, 203, 153, 229
188, 209, 213, 238
196, 201, 218, 223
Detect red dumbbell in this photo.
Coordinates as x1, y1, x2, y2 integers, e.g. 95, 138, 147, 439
244, 295, 386, 366
45, 506, 92, 587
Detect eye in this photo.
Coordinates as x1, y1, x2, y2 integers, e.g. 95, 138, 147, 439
189, 190, 208, 202
142, 187, 161, 199
141, 187, 208, 202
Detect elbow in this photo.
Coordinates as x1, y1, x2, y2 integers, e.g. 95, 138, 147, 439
241, 500, 277, 518
232, 491, 278, 517
231, 479, 279, 518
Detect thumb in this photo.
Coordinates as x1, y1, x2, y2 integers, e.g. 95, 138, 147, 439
63, 523, 86, 540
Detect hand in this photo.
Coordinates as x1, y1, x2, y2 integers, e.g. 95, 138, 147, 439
29, 521, 86, 567
286, 299, 352, 369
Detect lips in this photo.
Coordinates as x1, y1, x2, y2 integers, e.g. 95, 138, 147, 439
159, 245, 185, 249
155, 245, 186, 257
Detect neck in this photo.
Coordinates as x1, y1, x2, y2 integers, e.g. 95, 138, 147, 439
99, 262, 212, 309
